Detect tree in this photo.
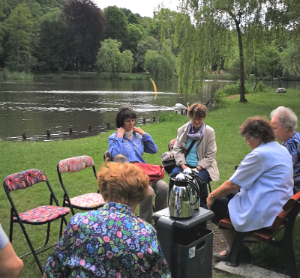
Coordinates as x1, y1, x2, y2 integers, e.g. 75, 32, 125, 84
281, 40, 300, 77
5, 3, 33, 71
256, 42, 280, 80
63, 0, 106, 71
144, 42, 176, 79
37, 8, 67, 70
127, 23, 143, 57
172, 0, 273, 100
121, 50, 134, 73
96, 39, 123, 77
104, 6, 128, 52
128, 13, 139, 25
136, 36, 160, 71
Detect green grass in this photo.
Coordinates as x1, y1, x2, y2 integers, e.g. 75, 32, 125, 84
1, 87, 300, 277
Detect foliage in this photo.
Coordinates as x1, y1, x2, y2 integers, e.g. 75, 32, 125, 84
96, 39, 122, 76
281, 40, 300, 77
136, 36, 160, 71
63, 0, 106, 71
5, 3, 33, 71
255, 81, 266, 92
96, 39, 133, 76
37, 9, 67, 70
144, 43, 176, 79
214, 90, 227, 104
104, 6, 129, 52
173, 0, 272, 101
127, 23, 143, 57
256, 42, 280, 80
121, 50, 134, 73
159, 111, 184, 122
2, 68, 33, 80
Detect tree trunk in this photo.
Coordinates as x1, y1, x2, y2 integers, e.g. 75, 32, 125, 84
235, 20, 247, 102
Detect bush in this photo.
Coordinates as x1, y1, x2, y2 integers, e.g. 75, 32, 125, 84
2, 69, 34, 80
159, 111, 184, 122
255, 81, 266, 92
214, 90, 226, 103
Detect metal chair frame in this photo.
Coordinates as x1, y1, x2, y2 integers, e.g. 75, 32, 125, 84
57, 155, 102, 216
3, 169, 70, 275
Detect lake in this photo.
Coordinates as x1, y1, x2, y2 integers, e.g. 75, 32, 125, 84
0, 78, 298, 142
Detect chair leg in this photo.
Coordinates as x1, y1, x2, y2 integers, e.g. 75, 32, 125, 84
43, 222, 51, 246
269, 209, 300, 278
226, 232, 246, 267
9, 217, 14, 243
18, 221, 44, 274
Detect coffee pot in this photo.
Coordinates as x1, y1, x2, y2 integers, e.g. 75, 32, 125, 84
169, 170, 201, 219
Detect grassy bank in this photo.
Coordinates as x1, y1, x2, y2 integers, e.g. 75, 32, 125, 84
1, 87, 300, 277
0, 69, 34, 81
32, 71, 178, 81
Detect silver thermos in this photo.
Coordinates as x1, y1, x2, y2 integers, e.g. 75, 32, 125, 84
169, 170, 201, 219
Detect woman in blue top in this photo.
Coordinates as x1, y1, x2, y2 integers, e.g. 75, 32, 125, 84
108, 107, 168, 224
207, 116, 293, 262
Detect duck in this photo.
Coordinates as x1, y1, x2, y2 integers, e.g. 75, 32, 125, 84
205, 99, 215, 107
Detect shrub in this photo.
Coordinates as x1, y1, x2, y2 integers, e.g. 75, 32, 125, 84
3, 69, 34, 80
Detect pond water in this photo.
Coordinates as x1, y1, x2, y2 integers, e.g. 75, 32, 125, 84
0, 78, 298, 142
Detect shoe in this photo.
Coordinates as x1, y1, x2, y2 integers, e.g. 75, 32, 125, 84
213, 249, 230, 262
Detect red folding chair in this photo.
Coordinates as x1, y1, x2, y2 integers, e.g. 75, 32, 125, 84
3, 169, 70, 274
57, 155, 106, 216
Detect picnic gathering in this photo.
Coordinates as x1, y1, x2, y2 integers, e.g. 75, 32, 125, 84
1, 103, 300, 278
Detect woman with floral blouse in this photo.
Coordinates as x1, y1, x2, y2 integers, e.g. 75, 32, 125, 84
44, 162, 171, 278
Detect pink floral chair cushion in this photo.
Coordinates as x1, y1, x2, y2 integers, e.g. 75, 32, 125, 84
13, 206, 70, 224
58, 156, 95, 173
66, 193, 106, 209
4, 169, 47, 192
168, 139, 177, 151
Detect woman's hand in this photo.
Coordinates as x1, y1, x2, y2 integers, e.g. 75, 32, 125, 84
133, 127, 146, 136
196, 166, 202, 171
117, 127, 125, 138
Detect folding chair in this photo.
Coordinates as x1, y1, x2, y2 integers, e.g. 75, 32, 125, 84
57, 155, 105, 216
3, 169, 70, 274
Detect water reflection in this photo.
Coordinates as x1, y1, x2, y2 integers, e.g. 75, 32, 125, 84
2, 78, 297, 142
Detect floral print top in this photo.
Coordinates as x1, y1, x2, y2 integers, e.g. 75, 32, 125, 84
44, 202, 171, 278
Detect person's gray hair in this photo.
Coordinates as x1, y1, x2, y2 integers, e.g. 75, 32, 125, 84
270, 106, 298, 131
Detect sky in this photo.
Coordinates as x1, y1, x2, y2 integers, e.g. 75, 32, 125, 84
94, 0, 180, 18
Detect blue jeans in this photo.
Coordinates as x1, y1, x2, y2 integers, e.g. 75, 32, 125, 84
169, 166, 211, 208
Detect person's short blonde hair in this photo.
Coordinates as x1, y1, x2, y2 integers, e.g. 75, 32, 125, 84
97, 162, 150, 208
187, 103, 207, 119
240, 116, 275, 143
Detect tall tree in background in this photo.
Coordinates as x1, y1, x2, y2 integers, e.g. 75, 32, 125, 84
172, 0, 271, 100
136, 36, 160, 71
63, 0, 106, 71
144, 42, 176, 79
37, 8, 67, 70
96, 39, 133, 77
104, 6, 129, 51
5, 3, 33, 71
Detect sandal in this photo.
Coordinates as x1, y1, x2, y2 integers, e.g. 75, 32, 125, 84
213, 249, 230, 262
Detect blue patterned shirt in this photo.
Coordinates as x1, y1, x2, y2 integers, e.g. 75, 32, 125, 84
44, 203, 171, 278
108, 132, 157, 163
283, 131, 300, 187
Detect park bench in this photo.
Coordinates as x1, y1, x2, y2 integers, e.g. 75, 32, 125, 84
218, 190, 300, 278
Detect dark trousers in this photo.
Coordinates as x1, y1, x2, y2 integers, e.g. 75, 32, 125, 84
169, 166, 211, 208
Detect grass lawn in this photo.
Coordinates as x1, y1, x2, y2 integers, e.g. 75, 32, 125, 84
1, 87, 300, 277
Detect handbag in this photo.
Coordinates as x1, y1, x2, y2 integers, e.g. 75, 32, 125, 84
161, 140, 197, 174
133, 162, 165, 183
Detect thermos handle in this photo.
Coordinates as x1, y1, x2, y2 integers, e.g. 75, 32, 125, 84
187, 181, 200, 206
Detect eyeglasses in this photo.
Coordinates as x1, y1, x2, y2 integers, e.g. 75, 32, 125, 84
244, 137, 250, 143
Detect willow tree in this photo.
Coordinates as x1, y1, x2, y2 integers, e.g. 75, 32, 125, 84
171, 0, 271, 101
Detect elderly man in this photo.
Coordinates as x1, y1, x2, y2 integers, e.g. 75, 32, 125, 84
271, 106, 300, 193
